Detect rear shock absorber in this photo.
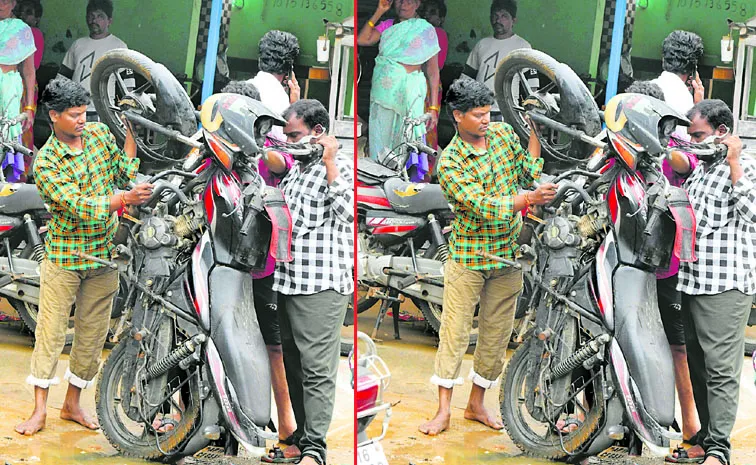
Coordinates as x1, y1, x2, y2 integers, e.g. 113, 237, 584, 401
146, 334, 206, 380
23, 215, 45, 262
547, 333, 611, 381
427, 214, 448, 263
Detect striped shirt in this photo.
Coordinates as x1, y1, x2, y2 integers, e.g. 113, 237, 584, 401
437, 122, 543, 270
34, 122, 139, 270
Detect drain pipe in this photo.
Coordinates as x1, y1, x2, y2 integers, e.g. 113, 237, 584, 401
604, 0, 628, 106
201, 0, 224, 104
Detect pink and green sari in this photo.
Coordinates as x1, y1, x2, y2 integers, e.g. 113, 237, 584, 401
369, 18, 439, 171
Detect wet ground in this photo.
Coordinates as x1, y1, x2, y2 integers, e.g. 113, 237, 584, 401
0, 305, 354, 465
358, 300, 756, 465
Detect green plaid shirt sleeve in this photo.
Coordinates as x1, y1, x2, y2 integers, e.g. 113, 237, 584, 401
34, 122, 139, 270
438, 123, 543, 270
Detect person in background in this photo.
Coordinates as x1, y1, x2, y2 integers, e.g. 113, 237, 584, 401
651, 30, 704, 139
15, 0, 43, 159
58, 0, 129, 121
672, 100, 756, 465
462, 0, 532, 122
0, 0, 36, 182
420, 0, 447, 160
626, 79, 702, 457
247, 30, 301, 143
358, 0, 440, 180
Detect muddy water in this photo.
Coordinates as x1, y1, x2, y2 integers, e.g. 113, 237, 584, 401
0, 323, 353, 465
360, 304, 756, 465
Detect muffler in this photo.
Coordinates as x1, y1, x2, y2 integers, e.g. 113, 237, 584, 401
358, 246, 445, 305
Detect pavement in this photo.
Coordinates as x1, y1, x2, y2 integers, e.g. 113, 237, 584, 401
358, 300, 756, 465
0, 306, 354, 465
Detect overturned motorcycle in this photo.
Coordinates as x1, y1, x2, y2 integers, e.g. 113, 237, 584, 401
75, 49, 323, 461
491, 49, 736, 461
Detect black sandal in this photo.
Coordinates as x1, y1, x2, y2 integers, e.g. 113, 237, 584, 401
665, 445, 704, 463
261, 446, 300, 463
280, 434, 297, 446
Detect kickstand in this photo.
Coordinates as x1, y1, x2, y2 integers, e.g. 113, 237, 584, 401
370, 288, 403, 341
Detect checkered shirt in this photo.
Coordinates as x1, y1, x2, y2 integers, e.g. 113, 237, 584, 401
677, 157, 756, 295
34, 122, 139, 270
273, 154, 354, 295
437, 122, 543, 270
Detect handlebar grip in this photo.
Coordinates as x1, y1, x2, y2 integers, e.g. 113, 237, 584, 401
415, 142, 437, 157
11, 143, 32, 157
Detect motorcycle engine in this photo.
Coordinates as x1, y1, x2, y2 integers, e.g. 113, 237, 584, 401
576, 204, 610, 240
137, 217, 177, 250
543, 216, 581, 250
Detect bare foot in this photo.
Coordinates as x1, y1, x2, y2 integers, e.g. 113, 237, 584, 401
464, 403, 503, 431
702, 456, 725, 465
60, 404, 99, 430
15, 411, 46, 436
418, 410, 450, 436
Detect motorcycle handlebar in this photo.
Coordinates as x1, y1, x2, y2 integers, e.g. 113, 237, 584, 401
669, 143, 728, 159
2, 140, 32, 157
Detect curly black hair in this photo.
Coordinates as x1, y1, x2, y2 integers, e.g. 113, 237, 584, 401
446, 78, 495, 114
283, 99, 330, 132
420, 0, 447, 20
661, 30, 704, 76
626, 80, 665, 101
221, 81, 260, 101
15, 0, 43, 19
491, 0, 517, 19
41, 76, 90, 113
686, 99, 733, 130
258, 30, 300, 75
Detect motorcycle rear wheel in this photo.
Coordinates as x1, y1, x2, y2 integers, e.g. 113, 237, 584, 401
494, 49, 601, 174
91, 49, 197, 173
96, 337, 201, 460
500, 338, 604, 460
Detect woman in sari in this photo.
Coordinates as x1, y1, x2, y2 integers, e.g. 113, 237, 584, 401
16, 0, 44, 157
358, 0, 440, 178
0, 0, 37, 182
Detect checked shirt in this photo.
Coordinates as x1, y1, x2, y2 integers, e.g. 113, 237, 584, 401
34, 122, 139, 270
273, 154, 354, 295
678, 156, 756, 295
438, 122, 542, 270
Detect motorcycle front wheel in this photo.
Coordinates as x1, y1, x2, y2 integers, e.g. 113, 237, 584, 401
500, 337, 604, 460
96, 335, 201, 460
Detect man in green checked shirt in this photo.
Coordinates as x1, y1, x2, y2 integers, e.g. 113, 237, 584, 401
419, 78, 557, 435
15, 77, 153, 436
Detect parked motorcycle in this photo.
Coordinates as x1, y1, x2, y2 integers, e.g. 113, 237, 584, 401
493, 49, 732, 460
356, 114, 466, 341
354, 331, 391, 465
86, 49, 320, 460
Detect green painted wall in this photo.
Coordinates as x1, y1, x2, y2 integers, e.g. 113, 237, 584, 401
439, 0, 601, 75
38, 0, 195, 75
227, 0, 352, 66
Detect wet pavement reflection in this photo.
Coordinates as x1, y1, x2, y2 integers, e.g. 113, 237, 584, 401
359, 301, 756, 465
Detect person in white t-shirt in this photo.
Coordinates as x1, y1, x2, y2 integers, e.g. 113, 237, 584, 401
247, 30, 301, 143
651, 30, 705, 131
462, 0, 534, 120
58, 0, 129, 120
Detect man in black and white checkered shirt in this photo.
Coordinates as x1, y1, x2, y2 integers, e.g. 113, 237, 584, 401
265, 99, 353, 465
675, 100, 756, 465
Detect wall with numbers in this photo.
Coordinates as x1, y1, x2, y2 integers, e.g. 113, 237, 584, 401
632, 0, 755, 66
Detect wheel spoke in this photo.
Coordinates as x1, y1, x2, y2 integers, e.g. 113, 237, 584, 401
114, 72, 129, 95
518, 70, 533, 97
537, 81, 557, 94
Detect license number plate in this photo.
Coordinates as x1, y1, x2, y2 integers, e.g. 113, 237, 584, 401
357, 441, 389, 465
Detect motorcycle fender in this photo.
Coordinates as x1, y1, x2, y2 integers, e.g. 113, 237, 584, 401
583, 395, 624, 457
207, 266, 271, 445
612, 267, 674, 427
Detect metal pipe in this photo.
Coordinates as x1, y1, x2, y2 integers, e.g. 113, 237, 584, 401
201, 0, 224, 104
604, 0, 628, 105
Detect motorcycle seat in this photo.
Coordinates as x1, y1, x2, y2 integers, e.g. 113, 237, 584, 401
357, 158, 399, 186
383, 177, 450, 215
0, 183, 46, 214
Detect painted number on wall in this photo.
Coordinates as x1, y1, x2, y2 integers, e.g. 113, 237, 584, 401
675, 0, 752, 17
271, 0, 346, 17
